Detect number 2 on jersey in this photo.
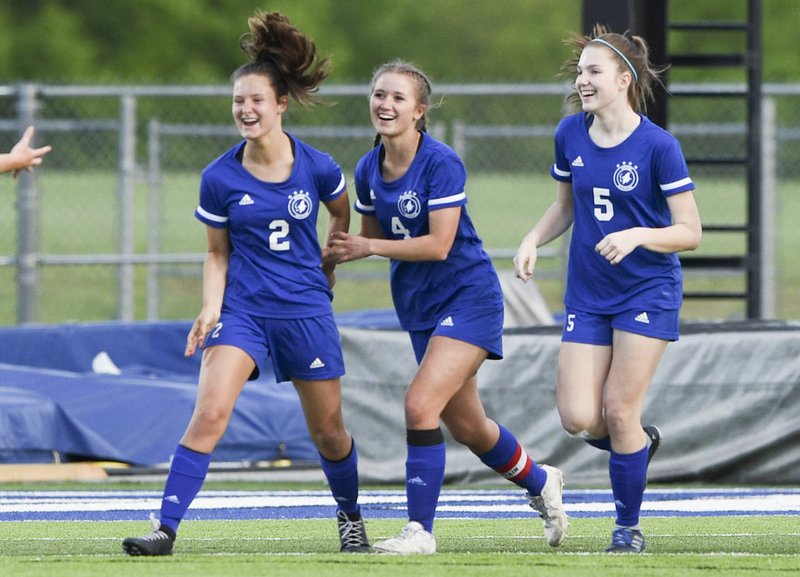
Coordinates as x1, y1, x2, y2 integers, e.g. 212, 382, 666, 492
269, 219, 290, 251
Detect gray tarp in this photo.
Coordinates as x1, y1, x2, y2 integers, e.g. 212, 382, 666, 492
339, 322, 800, 485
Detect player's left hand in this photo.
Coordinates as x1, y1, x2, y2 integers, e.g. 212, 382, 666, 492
595, 229, 640, 265
320, 250, 337, 288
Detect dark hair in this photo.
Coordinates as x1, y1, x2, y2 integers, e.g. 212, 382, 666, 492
233, 11, 330, 108
561, 24, 666, 114
370, 59, 433, 146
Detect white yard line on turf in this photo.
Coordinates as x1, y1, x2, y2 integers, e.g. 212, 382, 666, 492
1, 489, 800, 515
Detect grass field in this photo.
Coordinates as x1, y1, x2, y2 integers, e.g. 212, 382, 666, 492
0, 170, 797, 324
1, 482, 798, 577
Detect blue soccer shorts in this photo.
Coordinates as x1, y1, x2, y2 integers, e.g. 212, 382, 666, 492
561, 307, 680, 345
408, 303, 504, 364
204, 309, 345, 383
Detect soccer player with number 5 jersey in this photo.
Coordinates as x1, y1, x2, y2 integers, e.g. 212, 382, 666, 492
515, 25, 702, 553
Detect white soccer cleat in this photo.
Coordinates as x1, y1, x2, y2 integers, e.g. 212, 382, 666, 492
527, 464, 568, 547
372, 521, 436, 555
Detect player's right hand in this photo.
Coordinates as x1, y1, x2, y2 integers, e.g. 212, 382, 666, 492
513, 243, 538, 283
185, 309, 219, 357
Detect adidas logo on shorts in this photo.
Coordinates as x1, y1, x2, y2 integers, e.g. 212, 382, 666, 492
634, 312, 650, 324
309, 357, 325, 369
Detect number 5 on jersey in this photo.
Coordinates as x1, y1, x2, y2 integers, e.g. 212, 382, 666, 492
593, 187, 614, 221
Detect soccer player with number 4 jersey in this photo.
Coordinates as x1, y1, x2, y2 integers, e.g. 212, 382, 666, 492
515, 26, 702, 553
330, 60, 568, 555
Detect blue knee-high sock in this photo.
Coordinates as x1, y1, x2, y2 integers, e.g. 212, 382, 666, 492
159, 445, 211, 535
319, 439, 361, 518
609, 445, 648, 527
406, 428, 446, 533
479, 423, 547, 495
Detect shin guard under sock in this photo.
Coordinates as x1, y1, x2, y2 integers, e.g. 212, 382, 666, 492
406, 428, 446, 533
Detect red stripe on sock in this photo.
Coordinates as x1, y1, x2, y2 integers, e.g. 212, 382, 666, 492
495, 444, 532, 482
496, 444, 523, 475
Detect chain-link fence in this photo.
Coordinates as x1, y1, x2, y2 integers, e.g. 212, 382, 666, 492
1, 83, 798, 325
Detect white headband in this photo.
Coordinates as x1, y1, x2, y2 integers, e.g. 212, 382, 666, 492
591, 38, 638, 82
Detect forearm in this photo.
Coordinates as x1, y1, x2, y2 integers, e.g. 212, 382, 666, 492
366, 234, 450, 262
634, 223, 702, 254
326, 213, 349, 240
519, 201, 574, 251
323, 213, 350, 271
200, 251, 228, 312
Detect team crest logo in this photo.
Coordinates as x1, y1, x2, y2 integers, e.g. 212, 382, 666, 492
613, 161, 639, 192
288, 190, 313, 219
397, 190, 421, 219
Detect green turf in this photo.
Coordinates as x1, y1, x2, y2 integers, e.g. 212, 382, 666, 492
0, 516, 797, 577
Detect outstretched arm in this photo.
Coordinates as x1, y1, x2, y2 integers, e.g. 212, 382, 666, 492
329, 206, 460, 263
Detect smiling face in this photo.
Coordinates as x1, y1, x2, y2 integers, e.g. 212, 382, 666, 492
232, 73, 288, 140
575, 44, 632, 114
369, 71, 426, 139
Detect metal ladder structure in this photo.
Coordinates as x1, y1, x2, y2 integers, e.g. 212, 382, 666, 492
584, 0, 765, 319
667, 0, 765, 318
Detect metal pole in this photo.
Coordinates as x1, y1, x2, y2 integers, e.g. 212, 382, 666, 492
15, 83, 39, 324
747, 0, 763, 318
146, 119, 161, 321
759, 97, 776, 318
117, 94, 136, 321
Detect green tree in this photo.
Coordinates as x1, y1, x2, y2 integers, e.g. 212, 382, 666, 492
0, 0, 796, 84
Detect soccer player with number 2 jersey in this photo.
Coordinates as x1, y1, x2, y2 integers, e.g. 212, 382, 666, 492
123, 11, 370, 557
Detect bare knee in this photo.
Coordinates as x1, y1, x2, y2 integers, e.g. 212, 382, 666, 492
603, 403, 640, 437
183, 407, 232, 450
200, 405, 236, 433
559, 409, 599, 438
404, 396, 439, 430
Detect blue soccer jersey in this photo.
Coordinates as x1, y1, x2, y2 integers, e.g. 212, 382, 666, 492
195, 134, 346, 318
354, 132, 503, 331
550, 113, 694, 313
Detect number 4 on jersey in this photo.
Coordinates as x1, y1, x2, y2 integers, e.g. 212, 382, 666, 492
391, 216, 412, 239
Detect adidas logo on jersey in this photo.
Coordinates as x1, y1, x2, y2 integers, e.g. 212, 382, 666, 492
634, 312, 650, 324
571, 156, 584, 167
239, 194, 254, 205
440, 316, 454, 327
309, 357, 325, 369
